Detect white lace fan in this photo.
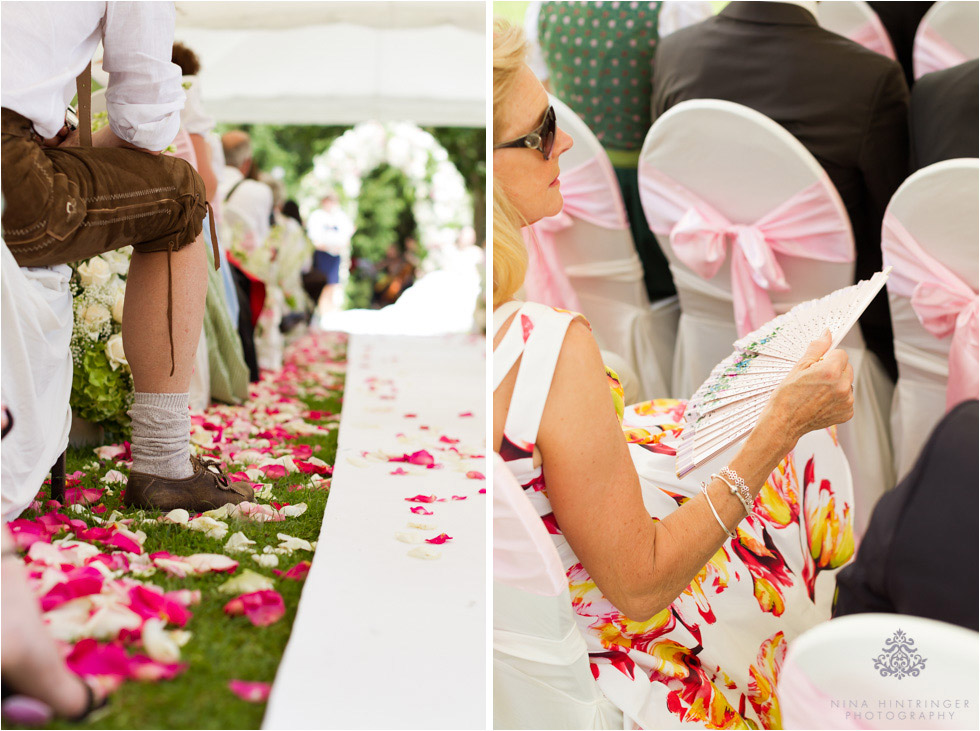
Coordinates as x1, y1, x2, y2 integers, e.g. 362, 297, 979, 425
675, 269, 891, 477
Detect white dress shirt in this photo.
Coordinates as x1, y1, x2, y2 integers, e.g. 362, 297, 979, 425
219, 166, 274, 251
1, 1, 183, 150
180, 76, 216, 137
307, 207, 355, 256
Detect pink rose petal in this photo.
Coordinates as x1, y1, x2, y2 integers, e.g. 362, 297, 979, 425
451, 495, 468, 501
458, 411, 474, 417
478, 488, 486, 494
40, 567, 104, 611
409, 506, 434, 515
228, 680, 271, 703
390, 467, 409, 476
439, 435, 460, 445
64, 486, 104, 505
466, 471, 486, 480
405, 494, 437, 503
260, 464, 287, 479
66, 639, 130, 679
223, 590, 286, 627
128, 655, 187, 681
273, 560, 311, 581
425, 533, 453, 545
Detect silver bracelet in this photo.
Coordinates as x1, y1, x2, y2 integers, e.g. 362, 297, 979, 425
700, 481, 737, 539
713, 472, 753, 516
720, 466, 754, 514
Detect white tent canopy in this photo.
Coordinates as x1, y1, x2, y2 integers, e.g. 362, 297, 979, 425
97, 1, 486, 126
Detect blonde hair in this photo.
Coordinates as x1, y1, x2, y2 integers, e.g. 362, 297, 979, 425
492, 18, 529, 308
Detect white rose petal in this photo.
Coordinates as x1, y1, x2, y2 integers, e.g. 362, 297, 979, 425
281, 503, 307, 518
395, 531, 423, 544
407, 521, 437, 531
277, 533, 313, 552
185, 553, 239, 573
224, 531, 256, 553
82, 605, 143, 641
252, 553, 279, 568
186, 516, 229, 540
217, 569, 275, 595
407, 546, 441, 560
142, 618, 181, 663
171, 630, 193, 647
162, 508, 190, 524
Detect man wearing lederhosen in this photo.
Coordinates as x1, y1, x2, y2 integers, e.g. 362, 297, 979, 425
1, 2, 251, 512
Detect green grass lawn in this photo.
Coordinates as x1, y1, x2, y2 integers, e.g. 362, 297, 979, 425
12, 339, 345, 730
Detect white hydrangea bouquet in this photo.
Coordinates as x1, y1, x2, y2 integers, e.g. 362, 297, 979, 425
68, 247, 134, 435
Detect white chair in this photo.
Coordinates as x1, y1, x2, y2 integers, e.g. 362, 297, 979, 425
913, 0, 980, 80
780, 614, 979, 729
0, 243, 74, 520
881, 159, 979, 481
523, 95, 679, 400
492, 453, 622, 730
817, 1, 896, 59
638, 99, 894, 538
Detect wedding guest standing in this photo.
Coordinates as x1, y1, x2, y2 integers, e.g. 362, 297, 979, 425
652, 0, 909, 381
834, 400, 979, 630
536, 0, 711, 304
909, 60, 980, 171
307, 193, 355, 318
0, 1, 251, 513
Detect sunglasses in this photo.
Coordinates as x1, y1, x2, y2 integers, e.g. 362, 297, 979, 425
493, 105, 557, 160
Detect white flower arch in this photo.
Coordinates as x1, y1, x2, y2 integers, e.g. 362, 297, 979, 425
299, 121, 471, 272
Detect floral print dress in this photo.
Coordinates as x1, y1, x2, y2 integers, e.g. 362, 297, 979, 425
494, 301, 855, 730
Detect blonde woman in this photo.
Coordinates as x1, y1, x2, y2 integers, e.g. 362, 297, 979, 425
493, 19, 857, 730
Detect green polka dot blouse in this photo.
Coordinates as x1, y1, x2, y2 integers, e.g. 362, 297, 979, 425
538, 1, 662, 153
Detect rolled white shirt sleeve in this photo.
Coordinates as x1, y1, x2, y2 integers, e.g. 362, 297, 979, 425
102, 1, 184, 150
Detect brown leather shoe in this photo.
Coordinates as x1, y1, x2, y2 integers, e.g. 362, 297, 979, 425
124, 455, 253, 512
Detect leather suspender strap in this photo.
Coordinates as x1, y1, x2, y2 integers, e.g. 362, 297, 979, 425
76, 63, 92, 147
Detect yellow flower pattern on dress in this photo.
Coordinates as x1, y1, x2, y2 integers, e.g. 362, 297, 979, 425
747, 632, 787, 729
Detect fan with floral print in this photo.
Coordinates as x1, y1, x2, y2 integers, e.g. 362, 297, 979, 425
676, 269, 891, 477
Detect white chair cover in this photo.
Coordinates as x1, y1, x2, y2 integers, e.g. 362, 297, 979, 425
188, 329, 211, 411
881, 159, 979, 480
913, 0, 980, 79
817, 1, 897, 59
523, 95, 679, 400
492, 453, 622, 730
780, 614, 979, 729
638, 99, 894, 538
1, 243, 74, 521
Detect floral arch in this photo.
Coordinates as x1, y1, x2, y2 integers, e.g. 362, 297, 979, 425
298, 121, 472, 273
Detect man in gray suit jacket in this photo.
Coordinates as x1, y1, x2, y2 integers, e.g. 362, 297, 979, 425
652, 1, 909, 381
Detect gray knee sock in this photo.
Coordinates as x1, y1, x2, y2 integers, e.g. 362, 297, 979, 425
128, 392, 193, 479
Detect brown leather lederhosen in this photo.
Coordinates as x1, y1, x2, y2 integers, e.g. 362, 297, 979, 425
1, 66, 220, 374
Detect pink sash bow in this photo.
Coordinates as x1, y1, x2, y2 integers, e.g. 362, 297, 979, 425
882, 214, 979, 411
914, 24, 969, 79
522, 153, 630, 311
848, 17, 897, 60
641, 167, 854, 336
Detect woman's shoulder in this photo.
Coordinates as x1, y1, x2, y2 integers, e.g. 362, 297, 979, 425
494, 300, 593, 340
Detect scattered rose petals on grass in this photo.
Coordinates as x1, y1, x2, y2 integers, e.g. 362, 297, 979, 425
228, 680, 271, 703
223, 590, 285, 626
425, 533, 453, 545
224, 531, 256, 553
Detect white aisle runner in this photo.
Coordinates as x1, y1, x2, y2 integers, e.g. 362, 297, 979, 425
264, 333, 486, 730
